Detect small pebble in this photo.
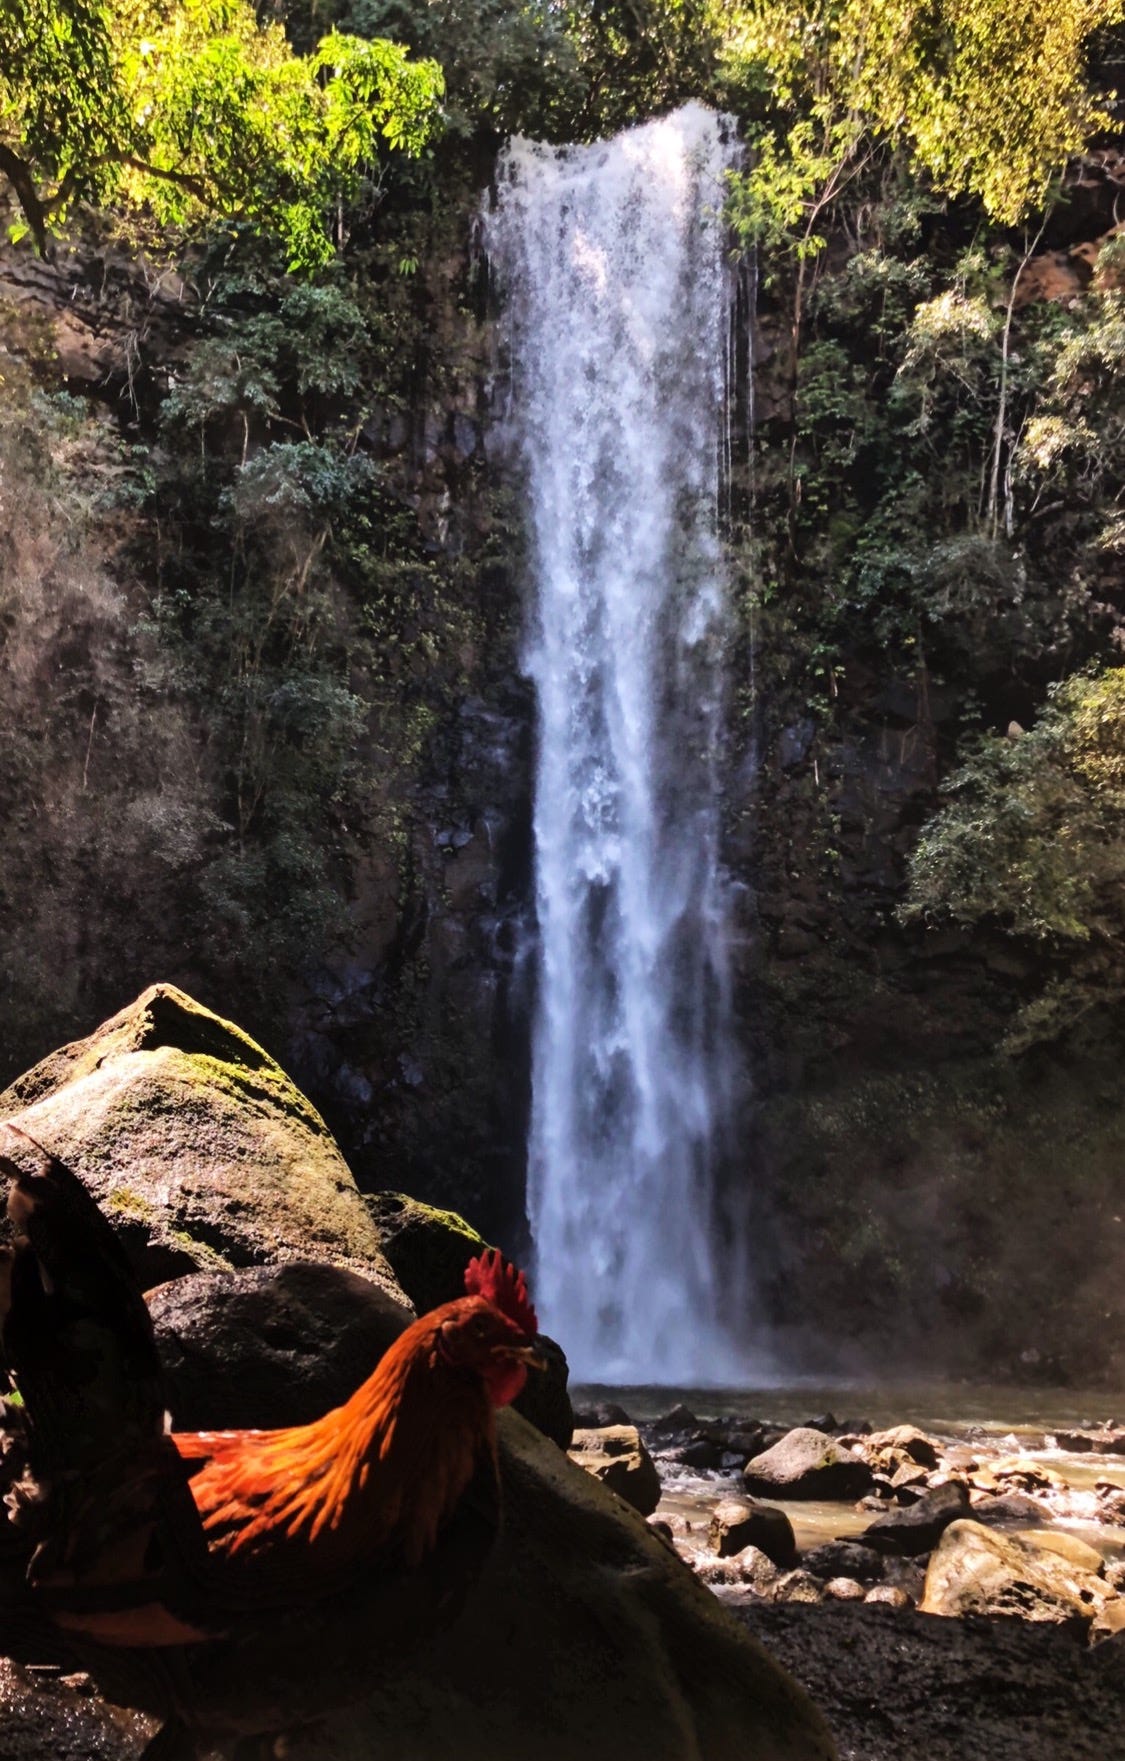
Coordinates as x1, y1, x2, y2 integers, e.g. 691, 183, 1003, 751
865, 1584, 912, 1609
824, 1577, 866, 1602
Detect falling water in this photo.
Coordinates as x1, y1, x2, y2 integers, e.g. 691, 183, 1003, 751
486, 104, 746, 1383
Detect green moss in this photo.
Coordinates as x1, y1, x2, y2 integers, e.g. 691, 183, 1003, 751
104, 1184, 154, 1220
179, 1050, 328, 1137
166, 1227, 234, 1273
366, 1190, 487, 1314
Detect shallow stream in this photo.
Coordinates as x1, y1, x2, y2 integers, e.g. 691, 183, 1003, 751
576, 1381, 1125, 1559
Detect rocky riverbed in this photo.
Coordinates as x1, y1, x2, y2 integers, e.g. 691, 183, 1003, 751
570, 1398, 1125, 1759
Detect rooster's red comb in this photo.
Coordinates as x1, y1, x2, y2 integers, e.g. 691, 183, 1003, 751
464, 1247, 538, 1336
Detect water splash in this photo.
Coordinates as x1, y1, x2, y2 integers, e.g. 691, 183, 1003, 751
486, 104, 748, 1383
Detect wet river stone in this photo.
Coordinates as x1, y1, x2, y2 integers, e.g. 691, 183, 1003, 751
921, 1520, 1118, 1629
864, 1425, 942, 1470
861, 1481, 970, 1555
824, 1578, 866, 1602
567, 1425, 662, 1516
803, 1541, 885, 1584
743, 1428, 874, 1501
708, 1498, 797, 1568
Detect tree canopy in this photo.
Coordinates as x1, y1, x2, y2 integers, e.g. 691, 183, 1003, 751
902, 670, 1125, 1047
723, 0, 1122, 264
0, 0, 443, 265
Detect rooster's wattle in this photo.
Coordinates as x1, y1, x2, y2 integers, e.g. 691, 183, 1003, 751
0, 1125, 542, 1754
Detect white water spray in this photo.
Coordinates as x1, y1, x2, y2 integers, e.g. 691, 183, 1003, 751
487, 104, 746, 1383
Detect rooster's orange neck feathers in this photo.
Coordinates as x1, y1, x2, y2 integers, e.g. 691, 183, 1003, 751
176, 1302, 498, 1575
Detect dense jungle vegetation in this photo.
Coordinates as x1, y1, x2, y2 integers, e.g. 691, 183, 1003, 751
1, 0, 1123, 1368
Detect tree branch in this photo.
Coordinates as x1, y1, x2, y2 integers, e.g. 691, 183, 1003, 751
987, 214, 1048, 540
0, 144, 51, 256
117, 156, 215, 204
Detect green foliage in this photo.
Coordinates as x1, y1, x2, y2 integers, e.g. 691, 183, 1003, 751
1017, 289, 1125, 504
748, 209, 1125, 685
338, 0, 582, 137
0, 0, 443, 264
723, 0, 1121, 270
112, 204, 502, 1028
328, 0, 725, 140
162, 278, 376, 441
902, 671, 1125, 1045
146, 411, 375, 985
0, 0, 122, 240
0, 366, 223, 1068
552, 0, 726, 136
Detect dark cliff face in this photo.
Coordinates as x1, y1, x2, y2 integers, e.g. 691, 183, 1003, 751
294, 676, 536, 1252
733, 662, 1125, 1383
1, 160, 1123, 1387
718, 201, 1125, 1384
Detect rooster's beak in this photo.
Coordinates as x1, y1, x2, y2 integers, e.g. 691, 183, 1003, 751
495, 1343, 546, 1371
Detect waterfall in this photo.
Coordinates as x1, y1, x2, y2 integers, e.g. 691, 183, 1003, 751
486, 104, 746, 1384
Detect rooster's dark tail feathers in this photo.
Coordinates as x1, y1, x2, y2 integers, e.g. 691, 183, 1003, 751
0, 1123, 167, 1479
0, 1126, 212, 1633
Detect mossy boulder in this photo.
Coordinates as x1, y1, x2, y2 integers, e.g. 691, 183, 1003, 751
0, 984, 397, 1294
365, 1190, 488, 1313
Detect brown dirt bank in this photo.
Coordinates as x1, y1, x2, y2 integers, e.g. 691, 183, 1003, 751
732, 1599, 1125, 1761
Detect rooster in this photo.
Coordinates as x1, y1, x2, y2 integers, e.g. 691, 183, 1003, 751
0, 1124, 543, 1756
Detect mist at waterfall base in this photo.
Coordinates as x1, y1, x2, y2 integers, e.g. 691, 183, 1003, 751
487, 105, 768, 1388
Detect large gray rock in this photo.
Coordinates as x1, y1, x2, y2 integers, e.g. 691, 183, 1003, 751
0, 984, 396, 1292
364, 1190, 489, 1313
57, 1360, 834, 1757
744, 1428, 874, 1501
511, 1333, 574, 1449
272, 1414, 837, 1761
921, 1520, 1119, 1629
149, 1263, 412, 1430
